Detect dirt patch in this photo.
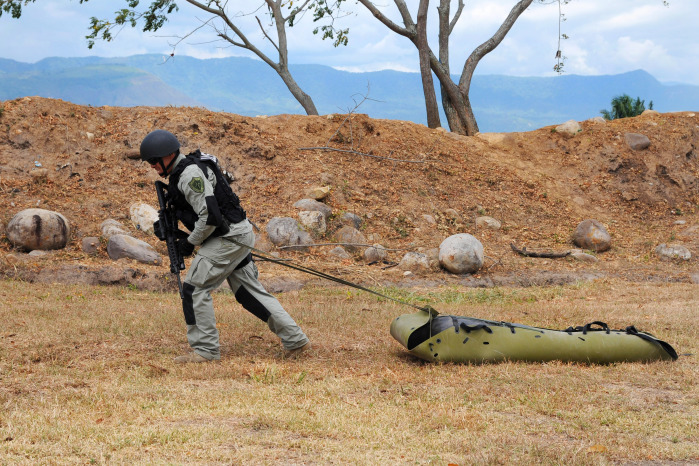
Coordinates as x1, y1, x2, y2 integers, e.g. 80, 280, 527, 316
0, 97, 697, 290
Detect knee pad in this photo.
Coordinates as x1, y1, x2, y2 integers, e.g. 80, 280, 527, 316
234, 285, 271, 322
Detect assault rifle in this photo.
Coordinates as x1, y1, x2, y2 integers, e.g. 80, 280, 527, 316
154, 181, 186, 298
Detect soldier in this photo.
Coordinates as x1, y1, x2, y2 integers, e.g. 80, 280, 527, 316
140, 129, 310, 363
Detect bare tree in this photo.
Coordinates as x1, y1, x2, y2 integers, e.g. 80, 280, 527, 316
358, 0, 535, 135
1, 0, 349, 116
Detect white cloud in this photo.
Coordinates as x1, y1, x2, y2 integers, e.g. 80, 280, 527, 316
0, 0, 697, 85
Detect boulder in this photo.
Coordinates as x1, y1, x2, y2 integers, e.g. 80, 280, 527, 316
398, 252, 430, 273
572, 219, 611, 252
335, 225, 367, 253
107, 234, 162, 265
364, 244, 387, 262
340, 212, 362, 229
265, 217, 313, 251
129, 202, 159, 234
298, 210, 326, 235
101, 219, 128, 238
293, 199, 332, 220
328, 246, 351, 260
438, 233, 484, 274
6, 208, 71, 251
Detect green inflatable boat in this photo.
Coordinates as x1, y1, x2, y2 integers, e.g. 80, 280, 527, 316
390, 308, 678, 364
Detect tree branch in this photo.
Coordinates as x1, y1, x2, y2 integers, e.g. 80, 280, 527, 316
356, 0, 411, 37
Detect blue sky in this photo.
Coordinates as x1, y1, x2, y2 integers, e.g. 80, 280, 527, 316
1, 0, 697, 85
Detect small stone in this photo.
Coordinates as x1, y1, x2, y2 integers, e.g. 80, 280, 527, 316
570, 251, 598, 263
82, 236, 100, 254
308, 186, 331, 200
421, 214, 436, 226
444, 208, 460, 220
328, 246, 351, 260
655, 244, 691, 261
555, 120, 582, 137
340, 212, 362, 229
476, 216, 501, 230
624, 133, 651, 151
30, 168, 49, 182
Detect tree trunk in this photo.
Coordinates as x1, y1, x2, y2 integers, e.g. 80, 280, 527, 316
456, 0, 534, 132
267, 0, 319, 115
417, 0, 440, 128
277, 67, 319, 115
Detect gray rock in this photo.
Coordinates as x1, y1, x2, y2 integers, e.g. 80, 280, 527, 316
439, 233, 484, 274
588, 116, 606, 124
129, 202, 159, 234
443, 208, 460, 221
340, 212, 363, 229
655, 244, 691, 261
556, 120, 582, 137
107, 234, 162, 265
364, 244, 387, 262
569, 250, 598, 263
476, 216, 502, 230
293, 199, 332, 220
572, 219, 612, 252
101, 219, 128, 238
335, 225, 367, 252
265, 217, 313, 250
298, 210, 327, 235
421, 214, 437, 226
398, 252, 430, 272
425, 248, 441, 270
624, 133, 651, 151
6, 208, 71, 251
82, 236, 100, 254
328, 246, 351, 260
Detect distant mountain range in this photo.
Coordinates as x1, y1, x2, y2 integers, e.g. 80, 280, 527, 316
1, 54, 698, 133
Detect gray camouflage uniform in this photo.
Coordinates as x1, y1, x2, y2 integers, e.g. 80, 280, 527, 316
172, 153, 309, 360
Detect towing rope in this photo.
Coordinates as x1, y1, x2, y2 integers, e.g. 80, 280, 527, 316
227, 237, 437, 315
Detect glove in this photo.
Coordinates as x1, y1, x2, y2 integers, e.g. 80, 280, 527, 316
177, 238, 195, 258
153, 220, 166, 241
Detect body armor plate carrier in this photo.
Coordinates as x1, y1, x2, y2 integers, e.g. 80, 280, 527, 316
168, 150, 246, 237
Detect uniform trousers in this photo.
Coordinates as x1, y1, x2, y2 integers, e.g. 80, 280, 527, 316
181, 224, 309, 360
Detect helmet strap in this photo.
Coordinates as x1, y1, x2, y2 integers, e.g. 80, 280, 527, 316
157, 153, 177, 178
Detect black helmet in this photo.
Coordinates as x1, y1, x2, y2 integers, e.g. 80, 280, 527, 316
140, 129, 180, 162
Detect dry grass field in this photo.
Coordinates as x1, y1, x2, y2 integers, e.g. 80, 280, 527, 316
1, 278, 696, 465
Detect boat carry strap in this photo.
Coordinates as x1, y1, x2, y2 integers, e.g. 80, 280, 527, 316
226, 236, 434, 314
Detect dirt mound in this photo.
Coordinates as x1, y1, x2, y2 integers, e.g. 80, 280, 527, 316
1, 97, 697, 290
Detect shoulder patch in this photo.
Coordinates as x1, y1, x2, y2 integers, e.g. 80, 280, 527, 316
188, 177, 205, 193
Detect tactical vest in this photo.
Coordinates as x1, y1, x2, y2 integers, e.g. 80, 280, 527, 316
168, 150, 246, 237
